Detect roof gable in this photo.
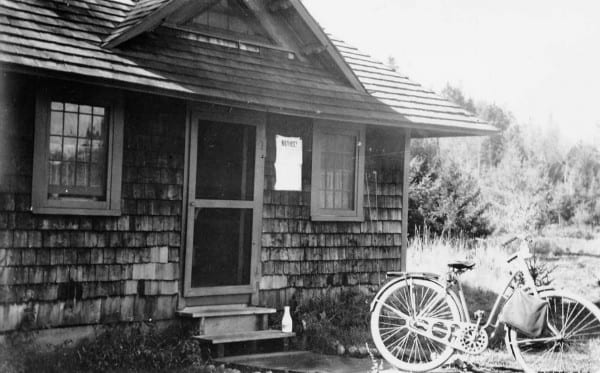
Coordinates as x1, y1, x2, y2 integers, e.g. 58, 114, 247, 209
102, 0, 366, 91
0, 0, 497, 137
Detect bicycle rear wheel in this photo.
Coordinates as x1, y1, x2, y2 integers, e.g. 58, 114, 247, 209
370, 277, 461, 372
506, 289, 600, 373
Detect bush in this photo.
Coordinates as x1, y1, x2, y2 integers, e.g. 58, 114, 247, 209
294, 288, 373, 354
409, 141, 492, 238
1, 321, 204, 373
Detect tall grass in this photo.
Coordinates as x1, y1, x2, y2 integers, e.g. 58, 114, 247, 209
407, 234, 511, 296
407, 230, 600, 296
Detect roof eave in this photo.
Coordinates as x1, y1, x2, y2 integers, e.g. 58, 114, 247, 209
103, 0, 188, 49
287, 0, 367, 93
409, 124, 499, 138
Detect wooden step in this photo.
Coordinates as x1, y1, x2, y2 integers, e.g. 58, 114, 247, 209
192, 330, 295, 344
177, 305, 276, 319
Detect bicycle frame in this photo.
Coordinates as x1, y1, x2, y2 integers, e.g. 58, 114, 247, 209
447, 247, 545, 332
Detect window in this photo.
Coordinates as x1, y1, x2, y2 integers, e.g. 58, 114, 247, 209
311, 122, 365, 221
182, 0, 271, 44
32, 87, 124, 215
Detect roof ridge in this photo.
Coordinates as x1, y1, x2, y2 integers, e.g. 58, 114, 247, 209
328, 35, 482, 121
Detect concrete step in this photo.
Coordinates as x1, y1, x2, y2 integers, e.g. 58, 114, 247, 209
192, 330, 295, 344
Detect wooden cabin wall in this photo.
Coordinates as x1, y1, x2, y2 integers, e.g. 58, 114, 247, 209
260, 114, 406, 306
0, 72, 185, 332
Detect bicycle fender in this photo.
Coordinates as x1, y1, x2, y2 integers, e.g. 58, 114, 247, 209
535, 285, 555, 293
369, 272, 442, 312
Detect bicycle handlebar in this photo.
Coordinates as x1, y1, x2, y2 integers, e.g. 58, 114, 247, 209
503, 235, 533, 263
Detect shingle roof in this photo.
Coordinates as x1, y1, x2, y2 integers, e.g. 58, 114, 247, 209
103, 0, 173, 46
0, 0, 497, 136
330, 37, 488, 134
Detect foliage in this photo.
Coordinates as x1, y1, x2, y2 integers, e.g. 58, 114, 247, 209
294, 288, 372, 354
1, 322, 205, 373
413, 84, 600, 236
408, 139, 492, 238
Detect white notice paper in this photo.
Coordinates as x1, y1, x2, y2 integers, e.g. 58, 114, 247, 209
274, 135, 303, 191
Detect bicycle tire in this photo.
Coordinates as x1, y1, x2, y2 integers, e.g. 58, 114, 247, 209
505, 289, 600, 373
370, 277, 461, 372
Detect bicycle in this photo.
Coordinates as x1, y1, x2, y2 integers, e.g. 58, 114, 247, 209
369, 237, 600, 372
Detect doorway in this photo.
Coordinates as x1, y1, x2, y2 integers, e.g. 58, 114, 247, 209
184, 108, 265, 305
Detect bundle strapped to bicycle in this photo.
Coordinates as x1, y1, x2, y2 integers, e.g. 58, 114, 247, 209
368, 236, 600, 373
499, 288, 548, 338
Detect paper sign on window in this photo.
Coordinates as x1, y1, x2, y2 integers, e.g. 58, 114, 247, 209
274, 135, 302, 191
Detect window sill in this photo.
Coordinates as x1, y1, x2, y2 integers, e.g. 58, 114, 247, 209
311, 214, 364, 222
32, 206, 121, 216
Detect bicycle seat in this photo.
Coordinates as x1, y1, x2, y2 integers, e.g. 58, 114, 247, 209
447, 260, 476, 271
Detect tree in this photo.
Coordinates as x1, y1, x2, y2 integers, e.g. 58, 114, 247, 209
441, 84, 476, 113
478, 104, 513, 168
408, 139, 492, 237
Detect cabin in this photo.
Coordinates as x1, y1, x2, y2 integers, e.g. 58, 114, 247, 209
0, 0, 496, 350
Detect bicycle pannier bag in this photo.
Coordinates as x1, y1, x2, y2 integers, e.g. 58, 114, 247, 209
500, 289, 548, 337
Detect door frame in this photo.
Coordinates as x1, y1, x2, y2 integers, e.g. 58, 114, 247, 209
182, 103, 266, 304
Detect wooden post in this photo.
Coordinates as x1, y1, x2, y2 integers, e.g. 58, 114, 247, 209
400, 130, 411, 272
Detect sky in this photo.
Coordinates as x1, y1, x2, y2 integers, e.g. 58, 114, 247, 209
303, 0, 600, 145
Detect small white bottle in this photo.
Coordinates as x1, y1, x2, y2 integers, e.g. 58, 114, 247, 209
281, 306, 293, 333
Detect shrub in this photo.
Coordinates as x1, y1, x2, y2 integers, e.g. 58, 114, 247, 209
294, 288, 373, 354
409, 142, 492, 238
1, 321, 204, 373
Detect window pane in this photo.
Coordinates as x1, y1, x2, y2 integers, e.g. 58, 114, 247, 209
91, 140, 105, 163
48, 162, 61, 185
334, 191, 342, 209
92, 116, 104, 139
64, 112, 78, 136
49, 136, 62, 160
342, 192, 350, 208
195, 121, 255, 200
318, 132, 356, 210
191, 208, 253, 287
326, 171, 333, 189
78, 113, 92, 137
325, 191, 333, 208
76, 163, 89, 186
61, 162, 75, 186
334, 170, 343, 189
77, 139, 90, 162
90, 165, 105, 188
63, 137, 77, 161
46, 100, 108, 200
50, 111, 63, 135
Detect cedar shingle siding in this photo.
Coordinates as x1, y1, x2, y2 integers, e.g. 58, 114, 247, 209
260, 115, 405, 306
0, 73, 407, 331
0, 73, 185, 331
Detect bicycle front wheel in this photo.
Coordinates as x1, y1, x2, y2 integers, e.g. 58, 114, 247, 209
506, 289, 600, 373
370, 277, 461, 372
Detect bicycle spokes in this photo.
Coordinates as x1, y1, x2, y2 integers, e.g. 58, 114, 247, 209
374, 279, 458, 366
509, 292, 600, 372
375, 280, 488, 356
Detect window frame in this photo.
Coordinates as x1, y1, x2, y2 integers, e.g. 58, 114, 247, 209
310, 120, 365, 222
32, 86, 124, 216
